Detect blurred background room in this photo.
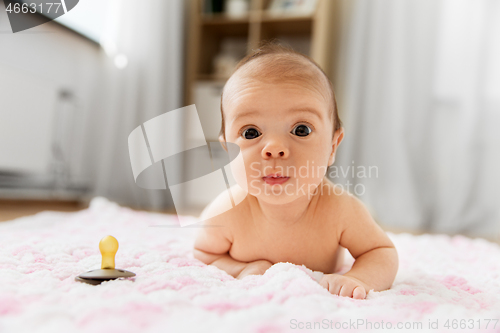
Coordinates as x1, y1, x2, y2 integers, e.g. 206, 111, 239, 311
0, 0, 499, 243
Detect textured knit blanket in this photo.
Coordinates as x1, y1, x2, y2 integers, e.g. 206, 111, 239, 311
0, 197, 499, 333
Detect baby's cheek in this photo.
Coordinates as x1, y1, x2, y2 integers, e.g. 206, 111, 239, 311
296, 160, 327, 181
244, 168, 264, 197
228, 151, 250, 192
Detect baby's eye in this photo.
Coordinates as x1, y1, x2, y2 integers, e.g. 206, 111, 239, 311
291, 124, 312, 137
242, 128, 261, 139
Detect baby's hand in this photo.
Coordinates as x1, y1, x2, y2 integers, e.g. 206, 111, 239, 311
319, 274, 367, 299
236, 259, 273, 279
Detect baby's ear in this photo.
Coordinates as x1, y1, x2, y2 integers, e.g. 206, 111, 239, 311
328, 127, 345, 166
219, 134, 228, 152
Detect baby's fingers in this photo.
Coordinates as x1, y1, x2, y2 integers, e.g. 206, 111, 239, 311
339, 284, 354, 297
319, 277, 342, 295
319, 278, 337, 294
320, 275, 367, 299
352, 286, 366, 299
319, 278, 329, 290
340, 284, 366, 299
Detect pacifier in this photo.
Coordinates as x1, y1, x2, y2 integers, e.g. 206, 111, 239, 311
75, 235, 136, 285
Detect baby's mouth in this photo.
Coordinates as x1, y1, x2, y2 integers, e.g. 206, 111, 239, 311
262, 174, 290, 185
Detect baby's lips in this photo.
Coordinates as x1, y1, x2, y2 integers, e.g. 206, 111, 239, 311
264, 173, 289, 178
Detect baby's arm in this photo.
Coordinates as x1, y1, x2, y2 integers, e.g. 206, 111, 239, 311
193, 202, 273, 279
320, 195, 398, 299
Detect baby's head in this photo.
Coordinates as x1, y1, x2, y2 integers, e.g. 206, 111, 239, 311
219, 42, 344, 204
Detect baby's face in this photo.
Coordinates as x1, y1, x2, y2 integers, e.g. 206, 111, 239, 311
221, 77, 343, 205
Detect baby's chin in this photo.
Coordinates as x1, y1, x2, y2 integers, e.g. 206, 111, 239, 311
254, 193, 308, 205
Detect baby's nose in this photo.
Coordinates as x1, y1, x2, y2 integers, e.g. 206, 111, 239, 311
267, 151, 284, 157
262, 145, 289, 159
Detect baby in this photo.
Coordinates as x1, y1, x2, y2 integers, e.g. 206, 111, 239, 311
193, 42, 398, 299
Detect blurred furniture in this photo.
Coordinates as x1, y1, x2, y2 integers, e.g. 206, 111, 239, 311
0, 199, 87, 222
184, 0, 335, 139
0, 65, 90, 203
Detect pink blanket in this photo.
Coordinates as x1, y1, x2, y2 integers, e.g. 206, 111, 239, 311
0, 197, 499, 333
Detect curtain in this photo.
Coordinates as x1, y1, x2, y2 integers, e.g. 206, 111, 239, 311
332, 0, 500, 239
88, 0, 185, 210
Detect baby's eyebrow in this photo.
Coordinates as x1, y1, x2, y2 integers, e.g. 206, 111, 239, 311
232, 107, 323, 123
232, 110, 256, 122
288, 107, 324, 120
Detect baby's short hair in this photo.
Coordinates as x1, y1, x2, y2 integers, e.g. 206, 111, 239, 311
220, 40, 342, 140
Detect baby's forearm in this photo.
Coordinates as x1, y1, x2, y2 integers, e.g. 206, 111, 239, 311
211, 253, 250, 278
193, 249, 248, 278
343, 247, 399, 292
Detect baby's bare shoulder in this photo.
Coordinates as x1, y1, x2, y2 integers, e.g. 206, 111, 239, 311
318, 179, 375, 230
194, 188, 245, 254
320, 179, 395, 257
199, 185, 249, 227
196, 185, 250, 251
319, 179, 357, 211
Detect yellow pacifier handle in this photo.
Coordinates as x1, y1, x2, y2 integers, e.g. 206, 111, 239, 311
99, 235, 119, 269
